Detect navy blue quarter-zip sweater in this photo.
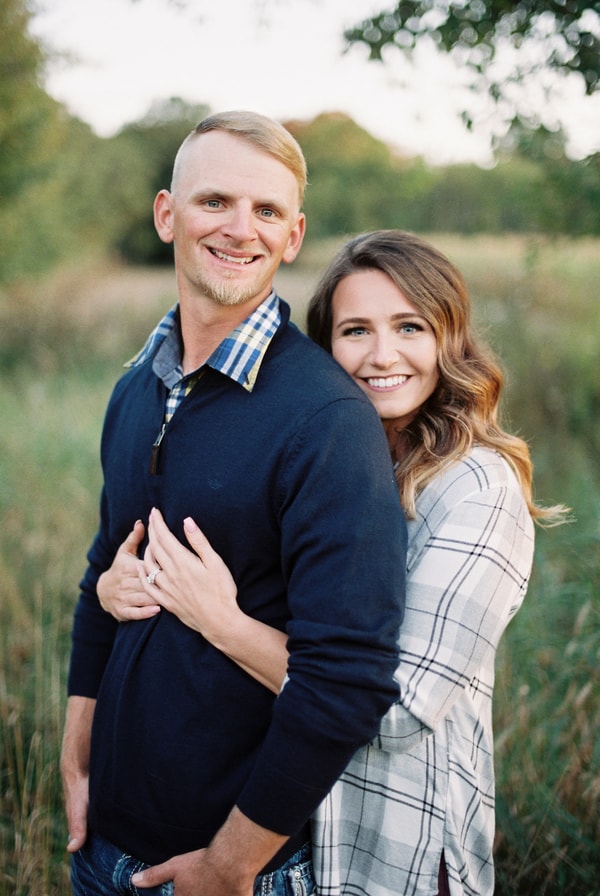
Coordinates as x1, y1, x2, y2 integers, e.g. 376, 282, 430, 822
68, 301, 406, 868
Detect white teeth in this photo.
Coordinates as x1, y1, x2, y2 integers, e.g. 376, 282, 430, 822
212, 249, 254, 264
367, 375, 408, 388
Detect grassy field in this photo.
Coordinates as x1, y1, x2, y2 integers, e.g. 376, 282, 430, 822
0, 235, 599, 894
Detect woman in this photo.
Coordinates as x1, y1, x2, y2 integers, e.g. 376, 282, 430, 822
100, 231, 565, 895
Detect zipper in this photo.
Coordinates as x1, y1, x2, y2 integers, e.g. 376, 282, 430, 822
149, 422, 167, 475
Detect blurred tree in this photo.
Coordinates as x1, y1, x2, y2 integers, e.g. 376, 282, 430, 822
287, 112, 433, 236
344, 1, 600, 132
288, 113, 395, 235
111, 97, 210, 263
0, 0, 131, 280
287, 111, 600, 237
0, 0, 45, 198
0, 0, 69, 280
417, 164, 503, 233
496, 122, 600, 233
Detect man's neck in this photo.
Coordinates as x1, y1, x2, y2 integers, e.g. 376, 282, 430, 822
178, 292, 269, 375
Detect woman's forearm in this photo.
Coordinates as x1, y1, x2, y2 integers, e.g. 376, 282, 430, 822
211, 612, 289, 695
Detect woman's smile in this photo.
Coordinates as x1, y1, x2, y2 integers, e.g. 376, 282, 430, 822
364, 374, 409, 390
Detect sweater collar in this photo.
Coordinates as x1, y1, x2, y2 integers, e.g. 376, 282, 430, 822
126, 291, 282, 392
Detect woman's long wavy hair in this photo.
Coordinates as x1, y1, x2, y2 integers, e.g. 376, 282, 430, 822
307, 230, 564, 524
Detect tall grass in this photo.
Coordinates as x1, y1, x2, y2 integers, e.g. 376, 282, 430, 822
0, 237, 598, 894
0, 369, 109, 893
0, 259, 176, 894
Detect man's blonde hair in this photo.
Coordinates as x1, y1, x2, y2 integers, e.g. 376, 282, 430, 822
171, 110, 307, 205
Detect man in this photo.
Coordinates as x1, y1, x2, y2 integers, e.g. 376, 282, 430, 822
61, 110, 407, 896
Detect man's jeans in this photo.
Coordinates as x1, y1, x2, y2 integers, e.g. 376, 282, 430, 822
71, 831, 315, 896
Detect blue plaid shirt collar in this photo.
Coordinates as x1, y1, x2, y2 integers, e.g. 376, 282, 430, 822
126, 291, 281, 393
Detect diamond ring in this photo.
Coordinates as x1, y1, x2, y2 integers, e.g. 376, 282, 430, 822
147, 568, 161, 586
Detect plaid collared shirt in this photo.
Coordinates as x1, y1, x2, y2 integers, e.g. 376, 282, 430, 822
126, 292, 281, 420
311, 447, 535, 896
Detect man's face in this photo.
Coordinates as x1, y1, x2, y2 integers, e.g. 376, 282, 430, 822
155, 130, 305, 309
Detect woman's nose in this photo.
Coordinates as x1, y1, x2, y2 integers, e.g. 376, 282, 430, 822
370, 334, 398, 367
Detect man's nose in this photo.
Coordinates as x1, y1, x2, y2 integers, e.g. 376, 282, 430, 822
223, 203, 256, 242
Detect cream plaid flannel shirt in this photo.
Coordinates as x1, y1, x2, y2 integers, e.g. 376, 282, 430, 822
312, 446, 535, 896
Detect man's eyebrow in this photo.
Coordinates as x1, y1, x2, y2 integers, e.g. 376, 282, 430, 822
190, 189, 228, 202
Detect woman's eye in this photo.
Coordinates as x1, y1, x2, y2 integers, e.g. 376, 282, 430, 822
343, 326, 368, 336
400, 322, 422, 335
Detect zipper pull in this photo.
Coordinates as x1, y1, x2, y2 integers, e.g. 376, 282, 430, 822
149, 422, 166, 475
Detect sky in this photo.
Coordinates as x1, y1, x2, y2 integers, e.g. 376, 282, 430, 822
30, 0, 600, 166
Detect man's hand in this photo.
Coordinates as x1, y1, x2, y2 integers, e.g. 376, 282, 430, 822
130, 848, 253, 896
97, 520, 161, 621
131, 806, 288, 896
64, 771, 89, 854
61, 696, 96, 853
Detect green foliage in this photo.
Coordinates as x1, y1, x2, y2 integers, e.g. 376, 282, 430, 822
0, 0, 207, 283
0, 0, 146, 277
0, 0, 72, 280
287, 115, 600, 238
0, 368, 110, 895
493, 534, 599, 895
288, 113, 414, 236
0, 0, 46, 197
110, 97, 210, 263
345, 1, 600, 129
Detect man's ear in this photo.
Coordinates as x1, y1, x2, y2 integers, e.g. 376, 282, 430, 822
154, 190, 175, 244
282, 212, 306, 265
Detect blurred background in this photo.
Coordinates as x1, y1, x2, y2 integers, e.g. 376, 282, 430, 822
1, 1, 598, 893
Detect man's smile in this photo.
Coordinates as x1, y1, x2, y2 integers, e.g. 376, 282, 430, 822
209, 247, 257, 265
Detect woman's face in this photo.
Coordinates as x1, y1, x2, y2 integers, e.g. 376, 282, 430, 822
331, 269, 439, 433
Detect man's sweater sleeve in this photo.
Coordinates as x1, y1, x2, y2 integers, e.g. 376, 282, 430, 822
68, 487, 119, 698
236, 396, 407, 834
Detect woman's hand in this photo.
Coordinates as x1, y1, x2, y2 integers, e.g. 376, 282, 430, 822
141, 508, 289, 694
97, 520, 161, 621
140, 508, 239, 646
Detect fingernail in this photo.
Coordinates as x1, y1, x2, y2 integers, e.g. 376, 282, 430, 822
184, 517, 198, 532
